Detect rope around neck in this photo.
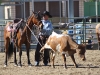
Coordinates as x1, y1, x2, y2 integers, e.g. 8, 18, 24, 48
26, 23, 43, 47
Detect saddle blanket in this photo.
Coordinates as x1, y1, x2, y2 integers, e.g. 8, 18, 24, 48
7, 26, 12, 32
7, 24, 17, 32
6, 26, 17, 32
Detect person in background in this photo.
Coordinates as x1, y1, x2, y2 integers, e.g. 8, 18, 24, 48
35, 11, 53, 66
87, 35, 93, 49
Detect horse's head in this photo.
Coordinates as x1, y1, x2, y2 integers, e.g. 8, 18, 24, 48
28, 11, 43, 29
77, 44, 86, 61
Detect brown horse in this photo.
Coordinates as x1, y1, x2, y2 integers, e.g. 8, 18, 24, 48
4, 12, 43, 67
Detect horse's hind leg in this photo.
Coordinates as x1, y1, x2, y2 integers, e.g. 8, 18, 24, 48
4, 41, 9, 67
4, 49, 8, 67
13, 46, 17, 66
70, 55, 78, 68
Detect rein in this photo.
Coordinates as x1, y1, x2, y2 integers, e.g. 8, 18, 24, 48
26, 23, 43, 47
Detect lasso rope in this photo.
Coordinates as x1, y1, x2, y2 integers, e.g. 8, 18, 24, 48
26, 23, 43, 47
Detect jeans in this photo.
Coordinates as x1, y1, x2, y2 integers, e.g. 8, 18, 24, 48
35, 35, 50, 66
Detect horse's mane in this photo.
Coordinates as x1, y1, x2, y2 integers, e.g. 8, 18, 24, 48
26, 14, 33, 24
26, 12, 38, 24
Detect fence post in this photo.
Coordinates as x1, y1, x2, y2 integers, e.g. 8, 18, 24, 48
83, 17, 86, 46
84, 17, 86, 46
84, 17, 87, 49
83, 18, 84, 44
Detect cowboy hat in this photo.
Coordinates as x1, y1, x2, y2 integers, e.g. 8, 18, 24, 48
42, 11, 52, 18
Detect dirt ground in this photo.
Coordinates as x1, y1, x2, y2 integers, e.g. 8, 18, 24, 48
0, 49, 100, 75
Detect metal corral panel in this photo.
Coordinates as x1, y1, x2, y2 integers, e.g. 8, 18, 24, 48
0, 26, 5, 52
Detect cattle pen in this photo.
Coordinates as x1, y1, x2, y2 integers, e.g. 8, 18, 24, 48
0, 17, 99, 52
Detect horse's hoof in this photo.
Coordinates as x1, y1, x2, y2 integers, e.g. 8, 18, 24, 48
4, 65, 7, 67
18, 65, 22, 67
14, 64, 18, 66
18, 64, 22, 67
28, 64, 32, 67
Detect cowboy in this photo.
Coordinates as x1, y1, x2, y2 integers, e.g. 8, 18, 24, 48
35, 11, 53, 66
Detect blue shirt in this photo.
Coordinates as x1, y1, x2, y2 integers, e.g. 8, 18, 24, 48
40, 20, 53, 35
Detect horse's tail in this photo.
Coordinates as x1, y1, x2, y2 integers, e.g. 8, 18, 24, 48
8, 42, 13, 59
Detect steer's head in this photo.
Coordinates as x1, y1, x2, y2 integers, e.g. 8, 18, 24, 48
77, 44, 86, 61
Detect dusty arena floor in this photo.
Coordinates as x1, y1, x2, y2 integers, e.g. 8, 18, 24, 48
0, 50, 100, 75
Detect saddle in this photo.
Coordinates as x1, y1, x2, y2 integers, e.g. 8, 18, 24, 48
7, 19, 23, 42
7, 19, 21, 32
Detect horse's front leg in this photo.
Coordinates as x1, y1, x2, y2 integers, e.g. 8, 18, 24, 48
25, 43, 32, 66
62, 54, 67, 69
70, 55, 78, 68
18, 47, 22, 67
13, 45, 17, 66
